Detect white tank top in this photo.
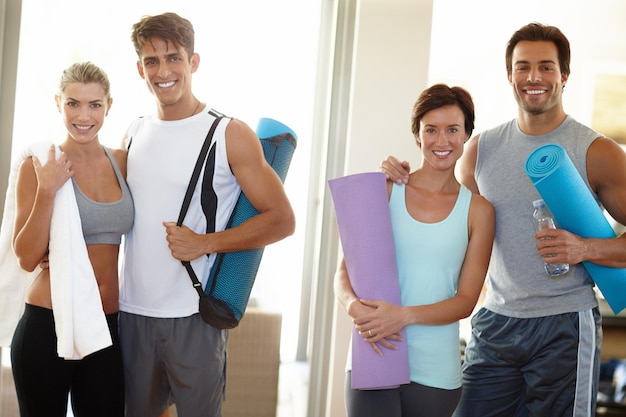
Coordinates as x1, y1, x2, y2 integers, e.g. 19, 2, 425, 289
120, 110, 240, 318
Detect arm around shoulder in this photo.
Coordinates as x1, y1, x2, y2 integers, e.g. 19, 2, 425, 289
458, 134, 480, 194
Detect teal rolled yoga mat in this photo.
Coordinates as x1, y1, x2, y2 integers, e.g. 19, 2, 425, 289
204, 118, 297, 327
525, 143, 626, 314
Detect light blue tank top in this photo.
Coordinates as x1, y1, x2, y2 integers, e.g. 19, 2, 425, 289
389, 183, 471, 389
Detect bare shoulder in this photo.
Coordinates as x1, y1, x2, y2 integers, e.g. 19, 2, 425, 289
588, 136, 625, 161
467, 192, 495, 244
587, 136, 626, 188
17, 157, 36, 181
107, 146, 127, 159
224, 118, 263, 169
105, 146, 128, 175
225, 118, 258, 143
469, 192, 494, 218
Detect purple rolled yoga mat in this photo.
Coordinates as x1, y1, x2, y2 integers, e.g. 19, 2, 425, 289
329, 172, 410, 390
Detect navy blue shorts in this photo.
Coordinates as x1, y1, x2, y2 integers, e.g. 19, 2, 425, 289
453, 307, 601, 417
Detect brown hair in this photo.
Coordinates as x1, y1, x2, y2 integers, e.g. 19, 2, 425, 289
505, 22, 571, 76
131, 12, 195, 59
58, 62, 111, 100
411, 84, 475, 139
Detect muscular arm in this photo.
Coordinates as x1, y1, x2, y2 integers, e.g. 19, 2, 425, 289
164, 119, 295, 261
537, 137, 626, 268
380, 134, 482, 193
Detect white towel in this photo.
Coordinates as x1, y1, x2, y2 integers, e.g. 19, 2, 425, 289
0, 141, 112, 359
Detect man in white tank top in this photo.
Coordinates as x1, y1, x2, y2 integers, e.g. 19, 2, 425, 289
381, 23, 626, 417
117, 13, 295, 417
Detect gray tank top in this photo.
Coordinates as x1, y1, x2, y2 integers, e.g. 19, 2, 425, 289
476, 115, 599, 318
72, 147, 134, 245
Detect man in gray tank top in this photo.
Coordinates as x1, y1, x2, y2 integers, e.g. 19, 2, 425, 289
381, 23, 626, 417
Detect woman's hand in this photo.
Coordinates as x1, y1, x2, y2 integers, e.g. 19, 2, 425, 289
352, 299, 406, 356
33, 145, 74, 195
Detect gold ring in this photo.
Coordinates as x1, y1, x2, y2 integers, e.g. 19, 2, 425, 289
368, 329, 373, 337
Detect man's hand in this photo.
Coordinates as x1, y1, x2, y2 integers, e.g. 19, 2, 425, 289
163, 222, 207, 261
535, 228, 586, 265
379, 155, 410, 184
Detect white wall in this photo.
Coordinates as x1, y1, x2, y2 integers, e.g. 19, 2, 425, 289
344, 0, 433, 175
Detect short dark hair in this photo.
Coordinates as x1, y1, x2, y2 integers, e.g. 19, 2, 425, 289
505, 22, 571, 76
131, 12, 195, 59
411, 83, 475, 139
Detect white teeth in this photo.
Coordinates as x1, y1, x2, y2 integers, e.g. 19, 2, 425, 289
158, 81, 175, 88
434, 151, 451, 156
527, 90, 545, 95
76, 125, 91, 131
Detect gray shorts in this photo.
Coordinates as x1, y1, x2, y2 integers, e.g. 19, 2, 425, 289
119, 311, 228, 417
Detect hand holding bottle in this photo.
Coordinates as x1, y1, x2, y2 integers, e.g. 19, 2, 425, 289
532, 199, 570, 277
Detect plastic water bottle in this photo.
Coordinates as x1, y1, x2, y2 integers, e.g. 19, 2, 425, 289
532, 199, 570, 277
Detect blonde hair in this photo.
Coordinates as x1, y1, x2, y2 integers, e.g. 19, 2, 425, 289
58, 62, 111, 100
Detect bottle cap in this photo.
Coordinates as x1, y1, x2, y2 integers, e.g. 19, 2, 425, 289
532, 199, 545, 208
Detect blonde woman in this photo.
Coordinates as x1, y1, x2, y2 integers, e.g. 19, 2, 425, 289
10, 62, 132, 417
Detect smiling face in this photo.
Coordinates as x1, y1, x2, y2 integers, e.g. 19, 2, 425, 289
136, 37, 199, 115
55, 82, 110, 145
418, 104, 469, 171
508, 40, 569, 116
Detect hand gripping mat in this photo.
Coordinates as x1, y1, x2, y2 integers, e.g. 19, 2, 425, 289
205, 118, 297, 327
329, 172, 410, 390
525, 143, 626, 314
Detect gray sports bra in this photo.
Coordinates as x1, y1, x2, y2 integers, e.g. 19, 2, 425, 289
71, 147, 134, 245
